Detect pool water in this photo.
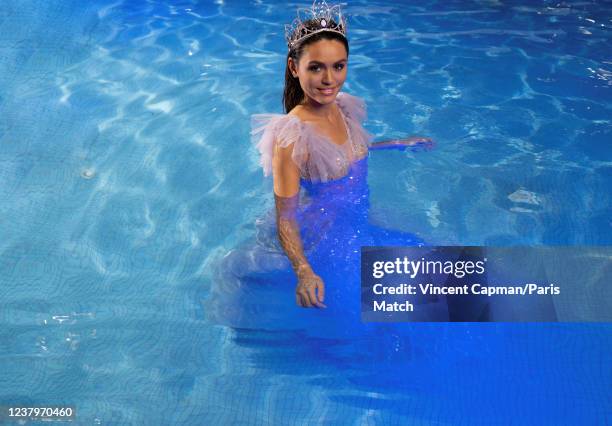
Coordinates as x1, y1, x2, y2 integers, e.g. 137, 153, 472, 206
1, 0, 610, 424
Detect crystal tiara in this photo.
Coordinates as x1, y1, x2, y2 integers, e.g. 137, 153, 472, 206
284, 0, 348, 50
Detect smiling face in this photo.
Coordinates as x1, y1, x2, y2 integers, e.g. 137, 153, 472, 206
288, 38, 348, 107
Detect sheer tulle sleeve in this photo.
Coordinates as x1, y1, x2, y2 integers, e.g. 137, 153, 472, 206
250, 113, 342, 182
250, 114, 304, 177
336, 92, 374, 152
250, 93, 373, 182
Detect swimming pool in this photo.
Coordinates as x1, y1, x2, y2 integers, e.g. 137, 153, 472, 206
1, 0, 610, 424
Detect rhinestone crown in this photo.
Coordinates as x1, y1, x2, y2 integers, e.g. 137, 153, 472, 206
284, 0, 348, 51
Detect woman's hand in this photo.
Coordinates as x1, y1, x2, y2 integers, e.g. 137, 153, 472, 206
394, 136, 436, 150
295, 266, 327, 308
369, 136, 436, 151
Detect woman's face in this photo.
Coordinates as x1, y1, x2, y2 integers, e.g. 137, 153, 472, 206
289, 38, 348, 106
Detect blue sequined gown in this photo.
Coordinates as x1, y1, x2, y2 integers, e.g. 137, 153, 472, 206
206, 92, 424, 340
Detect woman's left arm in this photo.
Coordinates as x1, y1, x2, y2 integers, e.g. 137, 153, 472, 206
369, 136, 435, 151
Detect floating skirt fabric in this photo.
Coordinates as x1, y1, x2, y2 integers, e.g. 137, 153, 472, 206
206, 157, 425, 342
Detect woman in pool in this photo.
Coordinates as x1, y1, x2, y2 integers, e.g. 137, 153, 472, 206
251, 1, 434, 310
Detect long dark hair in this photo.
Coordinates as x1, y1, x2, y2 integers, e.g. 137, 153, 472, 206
283, 20, 349, 114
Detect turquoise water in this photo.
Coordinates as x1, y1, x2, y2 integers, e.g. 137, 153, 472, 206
1, 0, 610, 424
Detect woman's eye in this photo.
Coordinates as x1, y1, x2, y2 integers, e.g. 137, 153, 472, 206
308, 64, 345, 72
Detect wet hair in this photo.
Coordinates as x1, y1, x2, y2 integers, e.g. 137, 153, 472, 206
283, 19, 349, 114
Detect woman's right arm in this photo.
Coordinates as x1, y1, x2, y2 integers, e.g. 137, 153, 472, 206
272, 140, 326, 309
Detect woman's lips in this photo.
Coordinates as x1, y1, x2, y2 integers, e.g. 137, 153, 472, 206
318, 87, 335, 95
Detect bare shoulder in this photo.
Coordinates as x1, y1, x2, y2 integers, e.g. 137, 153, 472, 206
288, 105, 308, 122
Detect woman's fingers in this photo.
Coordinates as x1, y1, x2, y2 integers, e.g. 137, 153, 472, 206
308, 277, 327, 308
408, 137, 435, 151
301, 291, 312, 307
307, 285, 327, 308
296, 277, 327, 308
317, 281, 325, 303
315, 281, 326, 308
420, 138, 435, 150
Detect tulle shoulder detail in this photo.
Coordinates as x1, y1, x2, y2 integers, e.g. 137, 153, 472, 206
336, 91, 367, 123
250, 113, 302, 177
336, 92, 374, 153
250, 92, 373, 183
